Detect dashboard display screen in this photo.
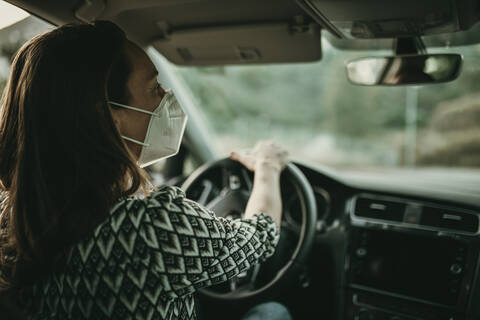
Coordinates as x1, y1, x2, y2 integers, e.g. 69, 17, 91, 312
350, 229, 467, 306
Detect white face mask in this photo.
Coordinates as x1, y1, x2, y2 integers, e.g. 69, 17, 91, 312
109, 89, 188, 168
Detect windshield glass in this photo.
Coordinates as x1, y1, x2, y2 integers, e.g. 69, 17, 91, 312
171, 38, 480, 170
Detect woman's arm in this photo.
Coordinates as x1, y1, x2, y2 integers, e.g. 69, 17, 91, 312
244, 162, 282, 228
127, 186, 280, 300
230, 141, 288, 229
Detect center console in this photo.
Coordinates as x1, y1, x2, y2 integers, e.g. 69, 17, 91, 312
342, 194, 480, 320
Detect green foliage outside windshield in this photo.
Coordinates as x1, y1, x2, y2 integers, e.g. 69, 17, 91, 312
174, 41, 480, 168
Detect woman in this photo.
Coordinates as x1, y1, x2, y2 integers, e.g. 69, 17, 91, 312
0, 21, 289, 320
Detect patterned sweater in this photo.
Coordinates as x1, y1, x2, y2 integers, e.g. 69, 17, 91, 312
23, 186, 280, 320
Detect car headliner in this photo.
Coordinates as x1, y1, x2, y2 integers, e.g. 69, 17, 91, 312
6, 0, 304, 45
6, 0, 480, 60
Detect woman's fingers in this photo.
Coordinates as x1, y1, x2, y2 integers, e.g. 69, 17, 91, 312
230, 150, 256, 171
231, 140, 289, 171
230, 151, 240, 161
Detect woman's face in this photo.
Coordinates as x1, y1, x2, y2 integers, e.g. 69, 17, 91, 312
111, 40, 166, 159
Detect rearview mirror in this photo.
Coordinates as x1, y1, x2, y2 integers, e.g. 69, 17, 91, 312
346, 54, 462, 86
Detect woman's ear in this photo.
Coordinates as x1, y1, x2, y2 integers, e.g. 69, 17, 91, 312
109, 106, 124, 132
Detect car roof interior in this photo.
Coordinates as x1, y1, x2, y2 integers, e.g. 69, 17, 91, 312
6, 0, 480, 65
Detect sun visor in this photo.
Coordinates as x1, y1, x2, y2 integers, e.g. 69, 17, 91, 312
152, 23, 321, 66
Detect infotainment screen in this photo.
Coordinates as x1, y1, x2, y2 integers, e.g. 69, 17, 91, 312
349, 229, 467, 306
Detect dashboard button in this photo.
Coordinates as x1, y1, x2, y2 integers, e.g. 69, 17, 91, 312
404, 204, 422, 224
450, 263, 463, 275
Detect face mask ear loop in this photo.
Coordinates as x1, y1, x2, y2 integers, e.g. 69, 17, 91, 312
108, 101, 155, 116
108, 101, 153, 147
121, 135, 150, 147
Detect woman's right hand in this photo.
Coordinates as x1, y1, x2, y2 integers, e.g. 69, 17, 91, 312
230, 141, 287, 227
230, 140, 289, 172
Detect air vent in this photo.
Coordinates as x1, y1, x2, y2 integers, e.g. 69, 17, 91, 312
421, 206, 479, 233
351, 194, 480, 235
354, 197, 406, 222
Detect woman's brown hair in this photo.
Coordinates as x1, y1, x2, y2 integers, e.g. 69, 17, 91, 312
0, 21, 148, 292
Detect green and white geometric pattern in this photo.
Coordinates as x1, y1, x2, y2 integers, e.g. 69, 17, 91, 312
23, 186, 279, 320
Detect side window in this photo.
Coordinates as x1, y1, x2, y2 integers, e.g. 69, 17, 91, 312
141, 140, 202, 187
145, 159, 168, 186
146, 145, 201, 187
183, 153, 200, 177
0, 2, 52, 92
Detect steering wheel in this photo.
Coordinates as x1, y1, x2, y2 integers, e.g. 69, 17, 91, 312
181, 158, 317, 301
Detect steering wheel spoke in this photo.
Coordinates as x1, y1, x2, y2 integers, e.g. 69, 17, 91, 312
196, 180, 214, 206
240, 168, 253, 192
205, 193, 227, 211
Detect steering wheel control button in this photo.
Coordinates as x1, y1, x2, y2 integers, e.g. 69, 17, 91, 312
403, 204, 422, 224
228, 175, 241, 190
356, 248, 367, 257
450, 263, 463, 275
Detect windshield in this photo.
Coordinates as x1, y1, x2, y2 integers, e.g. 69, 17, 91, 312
171, 39, 480, 171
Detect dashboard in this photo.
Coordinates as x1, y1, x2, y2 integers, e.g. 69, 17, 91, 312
181, 160, 480, 320
294, 162, 480, 320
